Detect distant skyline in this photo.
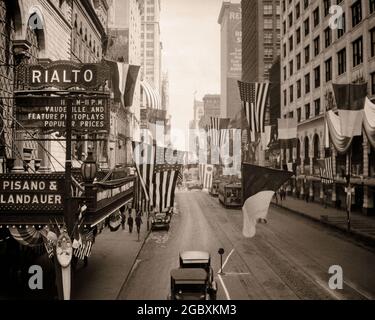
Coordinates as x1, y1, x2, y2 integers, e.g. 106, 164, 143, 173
160, 0, 225, 149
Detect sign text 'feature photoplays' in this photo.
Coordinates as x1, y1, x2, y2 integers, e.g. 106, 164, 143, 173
16, 96, 110, 132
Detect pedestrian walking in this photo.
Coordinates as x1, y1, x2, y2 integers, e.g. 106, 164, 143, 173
135, 214, 143, 241
127, 214, 134, 233
120, 205, 126, 230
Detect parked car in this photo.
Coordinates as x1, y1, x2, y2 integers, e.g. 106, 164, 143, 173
186, 181, 202, 190
168, 251, 217, 300
169, 268, 216, 300
151, 212, 171, 231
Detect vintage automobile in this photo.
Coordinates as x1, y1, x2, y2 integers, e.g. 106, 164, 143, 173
168, 251, 217, 300
169, 268, 216, 300
151, 212, 171, 231
186, 181, 203, 191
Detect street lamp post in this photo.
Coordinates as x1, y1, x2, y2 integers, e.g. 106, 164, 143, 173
81, 147, 98, 212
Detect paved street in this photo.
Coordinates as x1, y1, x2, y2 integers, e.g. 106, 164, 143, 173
118, 191, 375, 300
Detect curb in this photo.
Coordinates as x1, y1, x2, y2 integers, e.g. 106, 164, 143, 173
271, 203, 375, 248
115, 228, 151, 299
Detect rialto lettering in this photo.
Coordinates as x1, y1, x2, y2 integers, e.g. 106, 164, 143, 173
31, 68, 94, 85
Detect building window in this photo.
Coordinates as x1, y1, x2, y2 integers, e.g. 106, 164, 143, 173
325, 58, 332, 82
296, 27, 301, 44
297, 79, 302, 98
283, 0, 286, 12
314, 66, 321, 88
264, 4, 273, 15
284, 66, 287, 81
297, 108, 302, 122
305, 103, 311, 120
313, 7, 320, 27
337, 48, 346, 75
289, 60, 294, 76
314, 36, 320, 56
288, 12, 293, 27
264, 32, 273, 44
304, 0, 309, 10
289, 35, 293, 51
296, 53, 301, 70
284, 89, 287, 106
283, 43, 287, 57
304, 18, 310, 36
324, 27, 332, 48
371, 27, 375, 57
283, 20, 286, 34
305, 73, 310, 94
371, 72, 375, 94
305, 45, 310, 63
371, 0, 375, 14
338, 12, 346, 38
324, 0, 331, 16
314, 98, 321, 116
290, 85, 294, 102
351, 1, 362, 27
264, 18, 273, 29
352, 36, 363, 67
296, 2, 301, 19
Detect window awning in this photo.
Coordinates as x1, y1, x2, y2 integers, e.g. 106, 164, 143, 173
141, 80, 161, 110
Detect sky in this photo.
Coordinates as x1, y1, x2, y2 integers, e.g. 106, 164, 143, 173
160, 0, 224, 149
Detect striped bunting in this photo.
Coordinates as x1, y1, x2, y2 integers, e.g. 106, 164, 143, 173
238, 81, 270, 141
208, 118, 230, 148
317, 157, 335, 185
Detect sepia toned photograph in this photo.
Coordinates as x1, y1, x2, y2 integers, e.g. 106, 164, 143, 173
0, 0, 375, 307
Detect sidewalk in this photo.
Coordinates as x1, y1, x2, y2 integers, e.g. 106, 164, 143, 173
72, 223, 150, 300
272, 196, 375, 246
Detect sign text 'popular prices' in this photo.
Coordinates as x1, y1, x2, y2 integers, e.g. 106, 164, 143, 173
16, 96, 110, 132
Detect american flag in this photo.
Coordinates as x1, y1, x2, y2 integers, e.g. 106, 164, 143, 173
153, 164, 182, 212
317, 157, 335, 185
74, 229, 94, 260
238, 81, 270, 142
203, 164, 214, 190
208, 117, 230, 148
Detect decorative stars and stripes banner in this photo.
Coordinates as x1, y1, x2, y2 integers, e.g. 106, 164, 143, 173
74, 229, 94, 261
238, 81, 270, 142
317, 157, 334, 185
154, 164, 181, 212
132, 142, 183, 213
207, 117, 230, 148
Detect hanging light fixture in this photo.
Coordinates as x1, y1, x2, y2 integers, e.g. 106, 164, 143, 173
81, 148, 98, 184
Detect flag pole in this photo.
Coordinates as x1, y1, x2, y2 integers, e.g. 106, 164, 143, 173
346, 146, 352, 231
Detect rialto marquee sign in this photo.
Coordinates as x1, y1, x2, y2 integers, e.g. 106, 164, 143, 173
22, 60, 110, 90
0, 174, 65, 212
16, 96, 110, 131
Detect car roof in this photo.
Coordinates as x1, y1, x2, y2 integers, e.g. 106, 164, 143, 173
171, 268, 207, 282
180, 251, 210, 262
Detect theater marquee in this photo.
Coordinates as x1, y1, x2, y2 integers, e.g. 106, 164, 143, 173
16, 96, 110, 132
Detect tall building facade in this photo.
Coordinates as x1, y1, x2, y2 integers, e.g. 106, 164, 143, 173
242, 0, 281, 82
141, 0, 162, 94
280, 0, 375, 215
107, 0, 143, 163
218, 1, 242, 119
203, 94, 221, 118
